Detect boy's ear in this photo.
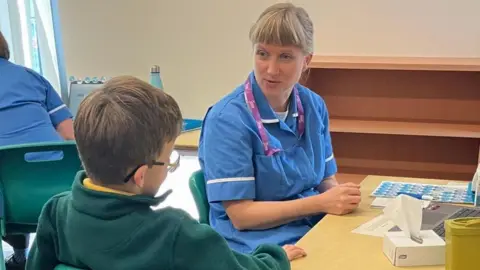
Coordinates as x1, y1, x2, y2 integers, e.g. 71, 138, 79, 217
133, 165, 147, 188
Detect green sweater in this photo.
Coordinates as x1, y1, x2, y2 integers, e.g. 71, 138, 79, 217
26, 171, 290, 270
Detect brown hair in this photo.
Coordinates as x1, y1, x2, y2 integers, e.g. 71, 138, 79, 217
0, 31, 10, 60
249, 2, 314, 54
74, 75, 183, 185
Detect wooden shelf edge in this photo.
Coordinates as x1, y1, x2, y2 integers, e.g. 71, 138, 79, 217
337, 157, 475, 175
309, 55, 480, 71
339, 166, 472, 182
337, 157, 475, 181
329, 119, 480, 139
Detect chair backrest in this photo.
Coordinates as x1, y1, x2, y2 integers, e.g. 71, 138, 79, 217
188, 170, 209, 224
54, 264, 85, 270
0, 141, 82, 233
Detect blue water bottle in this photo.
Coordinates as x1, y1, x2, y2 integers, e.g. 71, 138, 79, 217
150, 65, 164, 90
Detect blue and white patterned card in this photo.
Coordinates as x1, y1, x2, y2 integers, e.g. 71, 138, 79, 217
371, 181, 474, 204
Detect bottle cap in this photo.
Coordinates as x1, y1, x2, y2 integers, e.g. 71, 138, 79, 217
151, 65, 160, 73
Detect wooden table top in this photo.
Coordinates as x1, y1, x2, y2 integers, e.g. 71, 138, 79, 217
175, 130, 200, 150
291, 175, 453, 270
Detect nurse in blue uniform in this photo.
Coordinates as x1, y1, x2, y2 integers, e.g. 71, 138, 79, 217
199, 3, 362, 254
0, 31, 74, 269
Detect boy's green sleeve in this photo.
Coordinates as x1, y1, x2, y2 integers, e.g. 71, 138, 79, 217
172, 218, 290, 270
26, 200, 58, 270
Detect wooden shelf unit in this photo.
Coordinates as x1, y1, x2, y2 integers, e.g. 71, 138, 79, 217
330, 119, 480, 139
305, 56, 480, 181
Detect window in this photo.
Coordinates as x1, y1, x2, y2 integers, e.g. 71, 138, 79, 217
0, 0, 67, 99
13, 0, 43, 73
28, 0, 42, 74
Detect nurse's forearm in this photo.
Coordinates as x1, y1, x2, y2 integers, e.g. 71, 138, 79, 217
223, 196, 327, 231
56, 119, 75, 140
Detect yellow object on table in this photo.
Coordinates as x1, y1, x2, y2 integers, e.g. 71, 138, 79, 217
445, 217, 480, 270
291, 175, 451, 270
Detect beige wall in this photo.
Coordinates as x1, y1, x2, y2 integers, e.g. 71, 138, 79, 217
58, 0, 480, 118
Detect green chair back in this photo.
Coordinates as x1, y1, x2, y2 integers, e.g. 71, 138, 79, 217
54, 264, 84, 270
188, 170, 209, 224
0, 141, 82, 270
0, 141, 81, 232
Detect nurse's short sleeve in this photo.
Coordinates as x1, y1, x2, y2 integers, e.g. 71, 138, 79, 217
39, 75, 72, 127
321, 101, 338, 179
199, 113, 255, 203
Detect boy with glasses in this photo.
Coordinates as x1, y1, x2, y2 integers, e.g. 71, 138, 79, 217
26, 76, 300, 269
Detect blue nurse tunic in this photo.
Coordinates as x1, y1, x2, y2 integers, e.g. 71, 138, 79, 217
198, 72, 337, 254
0, 58, 72, 159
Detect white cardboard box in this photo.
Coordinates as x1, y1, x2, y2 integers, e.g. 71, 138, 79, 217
383, 230, 445, 267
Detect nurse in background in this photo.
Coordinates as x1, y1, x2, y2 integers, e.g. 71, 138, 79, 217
0, 31, 74, 269
199, 3, 361, 254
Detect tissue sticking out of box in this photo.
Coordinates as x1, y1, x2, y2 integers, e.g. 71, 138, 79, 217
383, 194, 424, 244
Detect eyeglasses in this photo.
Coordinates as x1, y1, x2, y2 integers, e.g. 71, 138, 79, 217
123, 151, 181, 183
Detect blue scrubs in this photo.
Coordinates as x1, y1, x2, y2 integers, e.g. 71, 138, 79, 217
0, 58, 72, 158
198, 72, 338, 254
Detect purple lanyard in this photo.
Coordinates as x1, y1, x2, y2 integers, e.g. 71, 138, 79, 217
244, 76, 305, 156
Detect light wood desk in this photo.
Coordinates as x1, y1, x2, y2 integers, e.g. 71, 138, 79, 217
175, 130, 200, 150
292, 175, 455, 270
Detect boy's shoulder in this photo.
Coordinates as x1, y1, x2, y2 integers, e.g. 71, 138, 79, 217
39, 191, 72, 221
43, 191, 71, 211
43, 191, 198, 230
150, 206, 198, 229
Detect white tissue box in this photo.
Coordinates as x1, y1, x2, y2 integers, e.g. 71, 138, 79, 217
383, 230, 445, 267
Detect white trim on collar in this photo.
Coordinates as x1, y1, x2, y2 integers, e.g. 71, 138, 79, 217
261, 119, 279, 123
262, 111, 297, 123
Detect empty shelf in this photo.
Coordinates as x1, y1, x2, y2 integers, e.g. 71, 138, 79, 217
329, 119, 480, 139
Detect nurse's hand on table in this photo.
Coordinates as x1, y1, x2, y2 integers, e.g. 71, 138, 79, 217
319, 182, 362, 215
282, 245, 307, 261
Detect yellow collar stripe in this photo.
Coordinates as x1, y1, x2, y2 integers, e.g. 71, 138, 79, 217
83, 178, 134, 196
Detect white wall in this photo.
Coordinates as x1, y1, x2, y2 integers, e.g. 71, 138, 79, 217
58, 0, 480, 118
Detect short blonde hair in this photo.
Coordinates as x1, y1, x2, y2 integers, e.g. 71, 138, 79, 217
74, 76, 183, 185
249, 2, 314, 54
